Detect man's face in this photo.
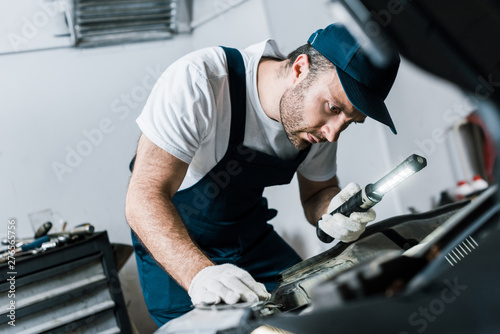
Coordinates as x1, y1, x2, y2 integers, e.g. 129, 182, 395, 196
280, 69, 367, 150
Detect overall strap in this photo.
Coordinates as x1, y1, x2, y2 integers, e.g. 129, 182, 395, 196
220, 46, 246, 145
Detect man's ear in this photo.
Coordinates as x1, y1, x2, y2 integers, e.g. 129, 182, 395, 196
291, 54, 310, 84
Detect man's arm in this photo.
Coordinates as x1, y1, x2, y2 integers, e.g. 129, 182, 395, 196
297, 171, 341, 225
125, 134, 214, 290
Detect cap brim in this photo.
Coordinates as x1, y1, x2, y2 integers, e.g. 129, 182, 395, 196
336, 67, 397, 134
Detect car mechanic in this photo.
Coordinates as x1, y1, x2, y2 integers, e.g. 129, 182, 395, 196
125, 23, 400, 326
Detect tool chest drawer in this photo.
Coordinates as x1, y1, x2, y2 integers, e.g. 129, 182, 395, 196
0, 231, 131, 334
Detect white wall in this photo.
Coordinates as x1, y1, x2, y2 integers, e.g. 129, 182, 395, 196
0, 0, 270, 242
1, 0, 472, 332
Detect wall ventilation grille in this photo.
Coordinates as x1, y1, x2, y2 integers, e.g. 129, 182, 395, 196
67, 0, 178, 47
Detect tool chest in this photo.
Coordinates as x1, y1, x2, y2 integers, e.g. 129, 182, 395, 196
0, 231, 131, 334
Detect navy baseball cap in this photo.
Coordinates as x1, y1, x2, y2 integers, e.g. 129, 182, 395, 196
308, 23, 400, 134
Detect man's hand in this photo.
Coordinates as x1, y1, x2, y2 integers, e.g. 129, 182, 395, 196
188, 264, 271, 305
317, 183, 376, 243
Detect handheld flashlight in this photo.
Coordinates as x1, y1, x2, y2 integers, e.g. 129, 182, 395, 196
317, 154, 427, 243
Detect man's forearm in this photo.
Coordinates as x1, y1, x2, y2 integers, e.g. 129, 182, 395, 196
126, 184, 214, 290
302, 185, 341, 225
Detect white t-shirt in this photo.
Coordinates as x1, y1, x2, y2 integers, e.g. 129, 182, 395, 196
137, 40, 338, 191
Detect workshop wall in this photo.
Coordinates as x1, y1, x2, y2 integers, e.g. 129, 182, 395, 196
0, 0, 268, 242
1, 0, 472, 331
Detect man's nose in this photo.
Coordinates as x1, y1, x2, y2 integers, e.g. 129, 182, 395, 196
322, 120, 346, 142
321, 125, 336, 142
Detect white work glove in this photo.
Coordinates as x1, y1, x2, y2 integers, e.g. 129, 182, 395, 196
318, 182, 376, 243
188, 263, 271, 305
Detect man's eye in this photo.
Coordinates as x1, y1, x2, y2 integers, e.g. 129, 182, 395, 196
328, 102, 339, 114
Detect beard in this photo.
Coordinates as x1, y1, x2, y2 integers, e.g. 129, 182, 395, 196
279, 78, 323, 150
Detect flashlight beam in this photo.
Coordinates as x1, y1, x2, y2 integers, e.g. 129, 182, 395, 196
372, 154, 427, 196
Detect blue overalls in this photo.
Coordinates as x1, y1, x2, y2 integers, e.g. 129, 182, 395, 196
131, 47, 311, 326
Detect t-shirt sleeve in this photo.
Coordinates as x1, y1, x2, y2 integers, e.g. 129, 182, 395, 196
136, 59, 215, 164
297, 142, 338, 182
